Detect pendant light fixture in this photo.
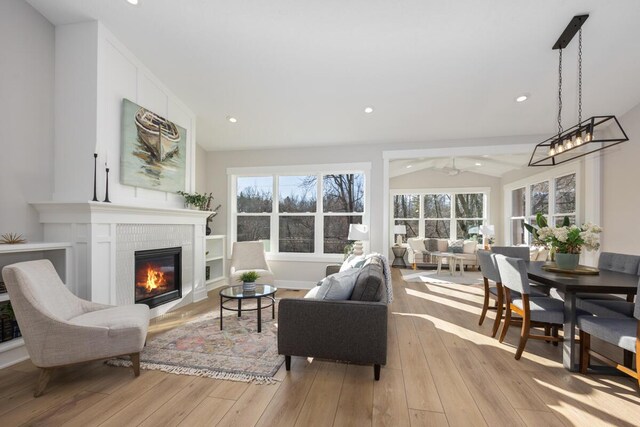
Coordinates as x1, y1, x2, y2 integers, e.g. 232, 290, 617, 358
528, 15, 629, 167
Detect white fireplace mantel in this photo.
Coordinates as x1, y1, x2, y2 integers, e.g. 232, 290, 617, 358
31, 202, 210, 317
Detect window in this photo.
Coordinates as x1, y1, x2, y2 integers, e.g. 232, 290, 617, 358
393, 194, 419, 238
505, 171, 578, 244
392, 190, 488, 241
232, 167, 368, 257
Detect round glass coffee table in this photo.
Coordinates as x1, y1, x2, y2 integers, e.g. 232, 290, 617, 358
219, 285, 277, 333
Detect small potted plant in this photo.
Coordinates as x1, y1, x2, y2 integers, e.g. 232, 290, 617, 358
239, 271, 260, 293
177, 191, 208, 210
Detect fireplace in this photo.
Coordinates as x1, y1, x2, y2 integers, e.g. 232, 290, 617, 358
134, 247, 182, 308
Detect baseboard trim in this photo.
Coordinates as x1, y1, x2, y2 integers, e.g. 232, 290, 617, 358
274, 280, 317, 290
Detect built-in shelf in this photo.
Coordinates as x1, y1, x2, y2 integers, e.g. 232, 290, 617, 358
0, 242, 72, 368
205, 235, 226, 290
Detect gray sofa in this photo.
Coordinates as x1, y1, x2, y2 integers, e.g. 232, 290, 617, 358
277, 257, 388, 380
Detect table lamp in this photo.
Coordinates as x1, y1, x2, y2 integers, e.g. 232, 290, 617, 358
348, 224, 369, 256
393, 224, 407, 245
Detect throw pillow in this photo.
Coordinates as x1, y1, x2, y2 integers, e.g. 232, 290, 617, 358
339, 254, 366, 272
448, 239, 464, 254
407, 238, 426, 253
316, 268, 361, 300
463, 240, 477, 254
304, 286, 322, 299
425, 238, 439, 252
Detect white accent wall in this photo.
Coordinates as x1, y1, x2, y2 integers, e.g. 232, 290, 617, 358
53, 21, 197, 206
0, 0, 54, 241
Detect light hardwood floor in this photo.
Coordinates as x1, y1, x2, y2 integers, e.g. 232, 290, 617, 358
1, 269, 639, 426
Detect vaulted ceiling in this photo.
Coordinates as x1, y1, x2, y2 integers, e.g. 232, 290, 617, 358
27, 0, 640, 151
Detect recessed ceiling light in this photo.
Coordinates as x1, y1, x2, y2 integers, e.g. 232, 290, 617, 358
227, 116, 238, 123
125, 0, 139, 5
475, 162, 482, 166
364, 107, 374, 114
516, 94, 529, 103
406, 165, 412, 169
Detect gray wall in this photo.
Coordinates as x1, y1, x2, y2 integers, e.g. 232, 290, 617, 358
0, 0, 54, 241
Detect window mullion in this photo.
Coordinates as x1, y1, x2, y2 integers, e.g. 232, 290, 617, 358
271, 175, 278, 253
316, 173, 323, 254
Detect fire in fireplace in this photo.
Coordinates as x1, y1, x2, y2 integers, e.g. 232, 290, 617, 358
134, 247, 182, 308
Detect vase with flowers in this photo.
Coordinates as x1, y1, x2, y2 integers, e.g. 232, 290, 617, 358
524, 213, 601, 270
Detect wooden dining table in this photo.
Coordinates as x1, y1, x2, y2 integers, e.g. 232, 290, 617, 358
525, 261, 639, 371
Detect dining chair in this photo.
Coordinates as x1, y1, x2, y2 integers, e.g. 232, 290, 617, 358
477, 250, 546, 338
578, 277, 640, 386
491, 246, 531, 260
495, 255, 563, 360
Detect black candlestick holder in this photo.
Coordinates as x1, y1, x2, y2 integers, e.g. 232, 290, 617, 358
92, 153, 99, 202
104, 167, 111, 203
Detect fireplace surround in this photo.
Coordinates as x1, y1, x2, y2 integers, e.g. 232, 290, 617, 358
134, 247, 182, 308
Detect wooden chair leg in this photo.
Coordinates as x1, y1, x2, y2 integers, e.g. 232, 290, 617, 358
285, 355, 291, 371
374, 364, 381, 381
515, 314, 531, 360
479, 278, 490, 326
130, 353, 141, 377
491, 284, 504, 338
34, 368, 52, 397
499, 303, 511, 343
552, 325, 559, 347
579, 330, 590, 374
623, 350, 633, 369
544, 325, 551, 343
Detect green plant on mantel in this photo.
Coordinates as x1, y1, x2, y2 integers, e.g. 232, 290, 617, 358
177, 192, 222, 216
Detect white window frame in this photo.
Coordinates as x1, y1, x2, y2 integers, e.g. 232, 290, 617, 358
228, 163, 371, 262
390, 187, 490, 241
503, 163, 581, 245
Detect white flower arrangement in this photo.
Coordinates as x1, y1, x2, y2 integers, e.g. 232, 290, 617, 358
524, 213, 601, 254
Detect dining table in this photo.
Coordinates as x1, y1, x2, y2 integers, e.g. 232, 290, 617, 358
525, 261, 638, 371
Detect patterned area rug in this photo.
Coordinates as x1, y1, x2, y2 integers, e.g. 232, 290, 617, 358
400, 268, 483, 286
107, 305, 283, 384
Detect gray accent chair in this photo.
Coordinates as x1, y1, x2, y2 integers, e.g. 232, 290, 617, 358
491, 246, 531, 260
495, 255, 563, 359
578, 277, 639, 386
477, 250, 546, 338
1, 260, 150, 397
278, 258, 388, 380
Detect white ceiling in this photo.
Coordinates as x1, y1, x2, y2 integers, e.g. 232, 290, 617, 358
390, 154, 531, 178
27, 0, 640, 151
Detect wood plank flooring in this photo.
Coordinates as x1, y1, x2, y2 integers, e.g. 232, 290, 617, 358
1, 270, 639, 426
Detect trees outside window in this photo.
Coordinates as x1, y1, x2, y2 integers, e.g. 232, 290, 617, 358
233, 171, 366, 255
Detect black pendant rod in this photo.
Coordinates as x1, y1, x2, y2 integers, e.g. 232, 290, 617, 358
553, 15, 589, 50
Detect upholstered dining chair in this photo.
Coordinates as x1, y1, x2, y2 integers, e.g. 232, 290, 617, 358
229, 241, 275, 285
1, 260, 150, 397
490, 245, 531, 260
478, 250, 547, 338
578, 277, 640, 386
495, 255, 563, 359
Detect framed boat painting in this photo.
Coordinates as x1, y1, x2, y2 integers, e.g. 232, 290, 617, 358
120, 98, 187, 192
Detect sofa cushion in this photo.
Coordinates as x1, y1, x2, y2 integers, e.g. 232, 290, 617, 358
316, 268, 361, 300
304, 286, 322, 299
436, 239, 448, 252
448, 239, 464, 253
350, 262, 385, 302
339, 254, 366, 272
425, 238, 439, 252
463, 240, 477, 254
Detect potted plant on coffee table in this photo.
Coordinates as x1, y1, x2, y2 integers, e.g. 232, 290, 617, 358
239, 271, 260, 293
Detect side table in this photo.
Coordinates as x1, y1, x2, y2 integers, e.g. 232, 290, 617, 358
391, 246, 407, 268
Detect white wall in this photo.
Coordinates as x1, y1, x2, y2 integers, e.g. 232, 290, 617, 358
53, 21, 197, 207
390, 169, 504, 243
602, 101, 640, 255
0, 0, 54, 241
195, 144, 207, 193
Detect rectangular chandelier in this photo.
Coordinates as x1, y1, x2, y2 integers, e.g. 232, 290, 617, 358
528, 115, 629, 167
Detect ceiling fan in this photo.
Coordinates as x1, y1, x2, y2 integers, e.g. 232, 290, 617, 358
440, 158, 464, 176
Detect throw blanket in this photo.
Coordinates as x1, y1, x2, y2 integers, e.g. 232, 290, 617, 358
365, 253, 393, 304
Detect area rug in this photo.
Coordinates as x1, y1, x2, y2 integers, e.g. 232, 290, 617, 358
400, 268, 483, 286
106, 306, 283, 384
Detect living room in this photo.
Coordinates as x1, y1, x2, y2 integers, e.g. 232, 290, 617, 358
1, 0, 640, 425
